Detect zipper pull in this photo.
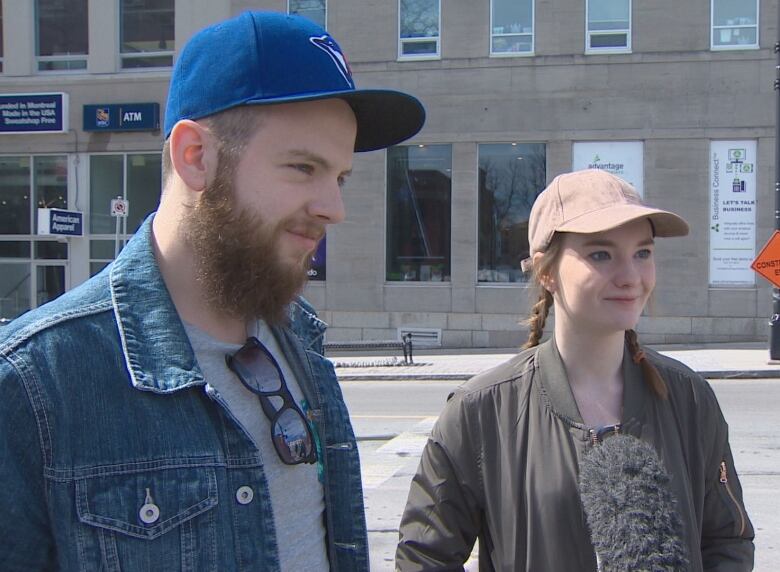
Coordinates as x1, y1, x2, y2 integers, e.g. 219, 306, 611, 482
719, 460, 728, 484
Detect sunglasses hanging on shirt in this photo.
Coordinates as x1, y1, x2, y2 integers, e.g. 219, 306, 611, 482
225, 337, 317, 465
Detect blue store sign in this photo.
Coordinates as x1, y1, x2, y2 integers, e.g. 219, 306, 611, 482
0, 93, 68, 134
37, 208, 84, 237
83, 103, 160, 132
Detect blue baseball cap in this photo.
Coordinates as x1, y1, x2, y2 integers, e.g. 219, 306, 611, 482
164, 11, 426, 152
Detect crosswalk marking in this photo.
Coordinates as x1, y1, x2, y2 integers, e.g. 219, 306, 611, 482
361, 417, 437, 489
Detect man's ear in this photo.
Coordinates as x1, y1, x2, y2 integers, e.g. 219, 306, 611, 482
168, 120, 217, 193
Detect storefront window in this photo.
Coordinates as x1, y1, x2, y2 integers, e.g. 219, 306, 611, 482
289, 0, 326, 29
90, 155, 123, 234
120, 0, 175, 68
0, 155, 68, 321
386, 145, 451, 282
36, 0, 88, 71
33, 155, 68, 232
89, 153, 161, 275
0, 263, 30, 321
478, 143, 546, 283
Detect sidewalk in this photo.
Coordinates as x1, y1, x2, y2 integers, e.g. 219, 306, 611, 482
332, 342, 780, 380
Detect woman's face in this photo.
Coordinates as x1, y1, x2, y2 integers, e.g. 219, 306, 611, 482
545, 219, 656, 337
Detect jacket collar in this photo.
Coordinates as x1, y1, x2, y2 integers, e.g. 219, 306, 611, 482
109, 215, 326, 393
109, 214, 205, 393
535, 336, 651, 431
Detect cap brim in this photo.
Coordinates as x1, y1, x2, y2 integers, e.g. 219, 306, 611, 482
556, 204, 690, 237
240, 88, 425, 152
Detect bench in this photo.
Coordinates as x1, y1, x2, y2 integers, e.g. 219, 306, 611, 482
323, 334, 414, 364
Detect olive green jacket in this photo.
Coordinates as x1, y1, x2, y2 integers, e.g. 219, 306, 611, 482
396, 339, 754, 571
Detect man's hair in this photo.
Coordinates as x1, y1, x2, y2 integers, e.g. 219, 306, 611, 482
161, 106, 267, 189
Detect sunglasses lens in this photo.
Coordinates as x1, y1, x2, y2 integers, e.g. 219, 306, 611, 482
273, 408, 314, 463
233, 346, 282, 393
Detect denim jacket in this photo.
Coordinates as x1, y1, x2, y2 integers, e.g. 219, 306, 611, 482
0, 216, 368, 572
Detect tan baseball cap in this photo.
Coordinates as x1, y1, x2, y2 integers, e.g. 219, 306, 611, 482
522, 169, 689, 271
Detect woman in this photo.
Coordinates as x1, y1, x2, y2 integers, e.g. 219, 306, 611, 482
396, 169, 754, 571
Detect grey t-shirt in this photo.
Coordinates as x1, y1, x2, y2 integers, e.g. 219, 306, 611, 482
184, 320, 329, 571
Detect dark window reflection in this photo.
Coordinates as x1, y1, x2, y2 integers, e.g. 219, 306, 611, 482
386, 145, 451, 282
120, 0, 174, 67
0, 242, 31, 258
0, 157, 31, 235
36, 0, 88, 57
478, 143, 546, 283
36, 265, 65, 307
35, 241, 68, 260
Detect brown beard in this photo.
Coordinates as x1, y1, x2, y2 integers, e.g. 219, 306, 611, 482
181, 162, 320, 325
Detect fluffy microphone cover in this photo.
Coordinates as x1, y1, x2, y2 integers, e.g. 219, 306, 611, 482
578, 434, 689, 571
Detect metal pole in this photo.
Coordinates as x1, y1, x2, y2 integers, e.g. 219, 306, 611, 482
771, 7, 780, 360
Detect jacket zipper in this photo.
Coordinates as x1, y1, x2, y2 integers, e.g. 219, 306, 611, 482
719, 460, 746, 536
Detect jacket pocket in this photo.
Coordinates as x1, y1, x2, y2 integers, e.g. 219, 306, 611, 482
75, 466, 218, 572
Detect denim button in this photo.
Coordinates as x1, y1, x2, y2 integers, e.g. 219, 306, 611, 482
236, 485, 254, 505
139, 502, 160, 524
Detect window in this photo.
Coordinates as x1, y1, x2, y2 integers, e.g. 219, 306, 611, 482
478, 144, 546, 283
0, 2, 4, 73
120, 0, 174, 69
0, 155, 68, 321
89, 153, 161, 275
586, 0, 631, 53
387, 145, 451, 282
491, 0, 534, 55
399, 0, 440, 59
36, 0, 88, 71
288, 0, 326, 29
712, 0, 758, 50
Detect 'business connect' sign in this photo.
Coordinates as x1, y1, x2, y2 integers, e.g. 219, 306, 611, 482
83, 103, 160, 132
0, 93, 68, 134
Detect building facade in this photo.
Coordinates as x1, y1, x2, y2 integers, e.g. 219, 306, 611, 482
0, 0, 773, 347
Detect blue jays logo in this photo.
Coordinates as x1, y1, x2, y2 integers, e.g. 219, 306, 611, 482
310, 35, 354, 88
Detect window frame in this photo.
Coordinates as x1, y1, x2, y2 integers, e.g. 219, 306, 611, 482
711, 0, 759, 51
585, 0, 632, 55
118, 0, 175, 70
34, 0, 89, 73
287, 0, 327, 29
398, 0, 441, 61
490, 0, 535, 57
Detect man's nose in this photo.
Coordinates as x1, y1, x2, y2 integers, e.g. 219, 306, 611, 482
309, 180, 346, 225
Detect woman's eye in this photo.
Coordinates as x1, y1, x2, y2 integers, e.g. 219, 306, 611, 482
588, 251, 610, 262
636, 248, 653, 260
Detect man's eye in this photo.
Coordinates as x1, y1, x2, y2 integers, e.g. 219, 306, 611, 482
291, 164, 314, 174
588, 251, 610, 262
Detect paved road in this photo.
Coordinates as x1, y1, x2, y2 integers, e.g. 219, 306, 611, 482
343, 378, 779, 571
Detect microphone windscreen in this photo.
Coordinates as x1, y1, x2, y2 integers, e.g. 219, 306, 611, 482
578, 434, 689, 571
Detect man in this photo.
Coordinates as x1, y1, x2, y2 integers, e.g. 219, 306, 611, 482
0, 11, 424, 571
